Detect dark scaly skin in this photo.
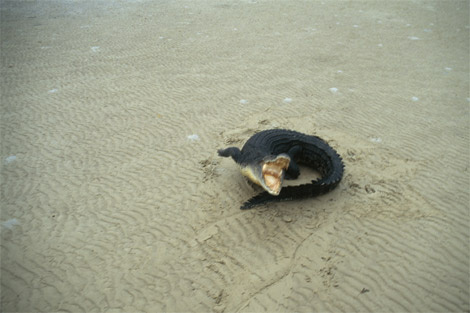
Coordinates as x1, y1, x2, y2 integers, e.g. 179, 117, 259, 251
218, 129, 344, 209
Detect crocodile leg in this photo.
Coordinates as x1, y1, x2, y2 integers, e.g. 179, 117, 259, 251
285, 145, 302, 180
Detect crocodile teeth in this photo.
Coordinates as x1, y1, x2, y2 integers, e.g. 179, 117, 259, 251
262, 163, 285, 195
264, 174, 281, 195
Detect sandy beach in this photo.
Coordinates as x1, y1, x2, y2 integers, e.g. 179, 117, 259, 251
1, 0, 469, 312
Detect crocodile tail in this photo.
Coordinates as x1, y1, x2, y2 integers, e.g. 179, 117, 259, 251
217, 147, 241, 163
240, 180, 339, 210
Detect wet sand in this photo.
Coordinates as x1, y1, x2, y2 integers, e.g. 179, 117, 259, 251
1, 1, 469, 312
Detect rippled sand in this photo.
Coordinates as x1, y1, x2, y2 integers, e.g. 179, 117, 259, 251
1, 1, 469, 312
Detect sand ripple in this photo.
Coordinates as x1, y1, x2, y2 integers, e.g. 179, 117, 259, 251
1, 1, 468, 312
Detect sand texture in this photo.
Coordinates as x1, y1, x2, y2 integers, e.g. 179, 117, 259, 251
1, 0, 469, 312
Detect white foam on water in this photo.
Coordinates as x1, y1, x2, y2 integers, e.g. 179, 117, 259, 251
370, 137, 382, 143
5, 155, 17, 164
187, 134, 200, 141
48, 88, 58, 93
240, 99, 248, 104
329, 87, 339, 93
283, 98, 292, 103
444, 67, 452, 71
378, 43, 383, 47
2, 218, 19, 229
91, 46, 100, 52
4, 156, 18, 165
337, 70, 343, 73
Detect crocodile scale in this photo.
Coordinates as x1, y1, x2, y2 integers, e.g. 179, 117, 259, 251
219, 129, 344, 209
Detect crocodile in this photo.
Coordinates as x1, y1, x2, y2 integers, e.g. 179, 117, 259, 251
218, 129, 344, 209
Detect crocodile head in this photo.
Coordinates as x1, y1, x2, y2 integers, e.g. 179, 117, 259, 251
240, 154, 290, 195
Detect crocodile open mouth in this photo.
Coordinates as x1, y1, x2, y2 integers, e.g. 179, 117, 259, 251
262, 155, 290, 195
